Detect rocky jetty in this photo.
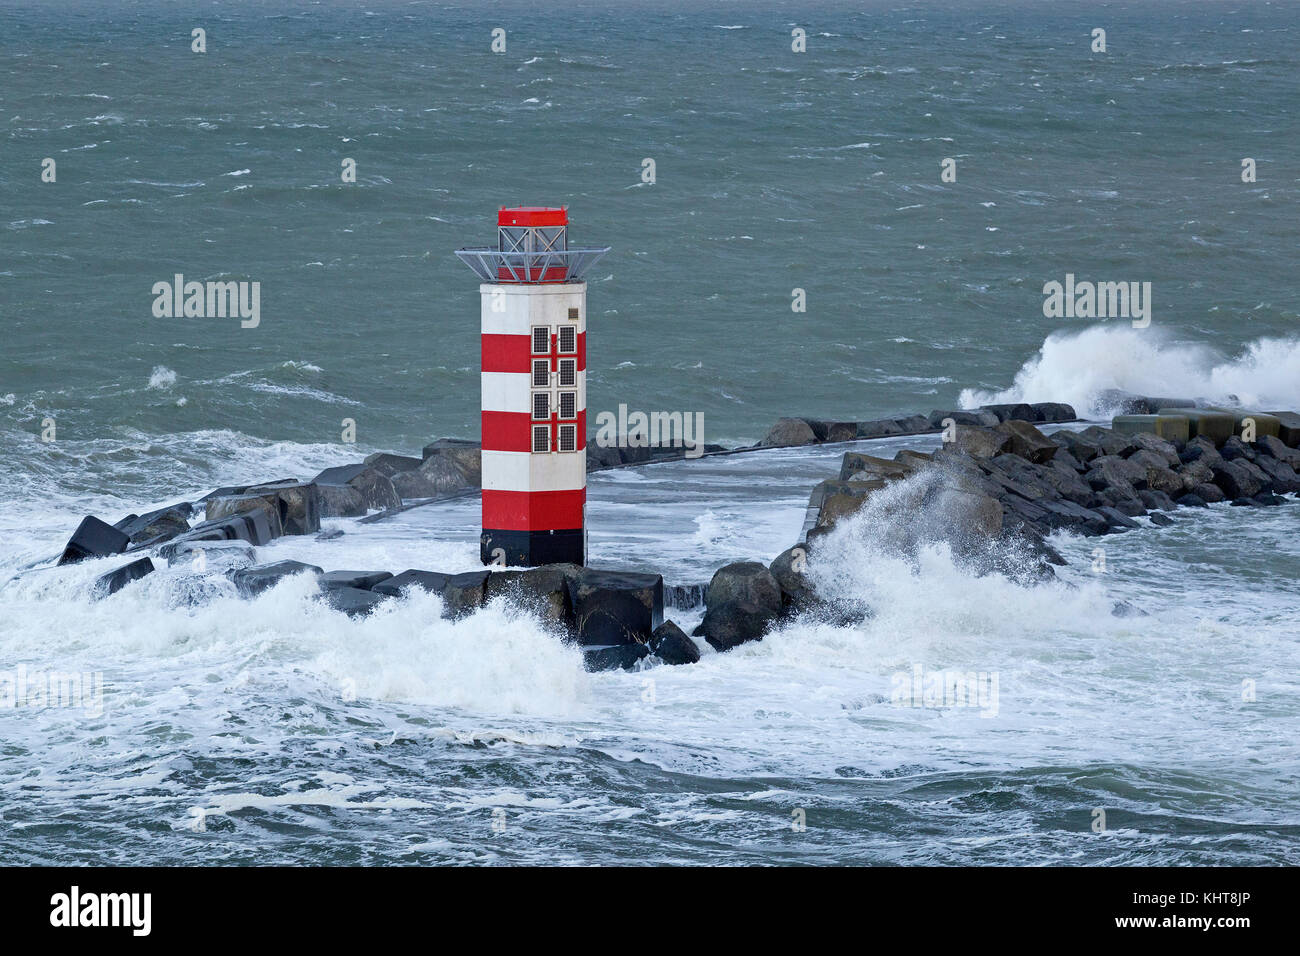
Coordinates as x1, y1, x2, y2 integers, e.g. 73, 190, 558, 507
47, 393, 1300, 671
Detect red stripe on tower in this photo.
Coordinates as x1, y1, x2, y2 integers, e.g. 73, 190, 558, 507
454, 206, 609, 567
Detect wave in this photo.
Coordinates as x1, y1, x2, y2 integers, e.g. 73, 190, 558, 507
959, 325, 1300, 417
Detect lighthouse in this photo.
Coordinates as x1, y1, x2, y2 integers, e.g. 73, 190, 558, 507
455, 207, 609, 567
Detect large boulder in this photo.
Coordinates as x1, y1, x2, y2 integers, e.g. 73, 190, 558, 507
979, 403, 1035, 423
486, 563, 581, 630
839, 452, 909, 482
321, 586, 391, 618
166, 540, 256, 569
1121, 432, 1181, 468
93, 557, 154, 598
1211, 460, 1265, 499
421, 439, 482, 484
441, 570, 491, 618
208, 482, 320, 536
1248, 456, 1300, 493
800, 419, 858, 443
582, 643, 651, 672
769, 544, 818, 610
1084, 455, 1146, 493
58, 516, 130, 566
114, 503, 193, 546
648, 621, 701, 665
318, 570, 394, 591
371, 569, 451, 597
1051, 430, 1106, 464
1255, 435, 1300, 468
994, 419, 1058, 464
1126, 450, 1185, 497
894, 414, 932, 434
362, 453, 423, 478
811, 479, 887, 529
230, 560, 323, 598
759, 418, 818, 448
955, 425, 1013, 460
312, 464, 401, 517
855, 419, 905, 439
390, 448, 481, 499
698, 561, 784, 651
927, 408, 1000, 428
1030, 402, 1076, 423
566, 569, 664, 645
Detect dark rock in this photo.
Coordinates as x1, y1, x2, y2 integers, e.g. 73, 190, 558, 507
839, 452, 910, 482
800, 419, 855, 442
1219, 436, 1256, 462
955, 425, 1012, 460
566, 569, 664, 645
441, 570, 491, 618
316, 528, 345, 542
927, 408, 1000, 428
321, 586, 391, 617
855, 419, 904, 439
1191, 482, 1227, 504
1051, 447, 1085, 473
1253, 492, 1287, 506
1121, 433, 1180, 468
371, 569, 450, 598
1175, 493, 1208, 508
759, 418, 818, 448
1126, 450, 1185, 497
198, 479, 299, 504
1148, 512, 1176, 526
93, 557, 155, 597
995, 419, 1058, 464
769, 545, 817, 610
1097, 390, 1197, 415
1084, 455, 1146, 492
811, 479, 888, 529
699, 561, 784, 651
420, 439, 482, 483
648, 621, 701, 665
230, 560, 323, 597
1138, 489, 1177, 511
1099, 487, 1147, 517
486, 563, 581, 629
1252, 455, 1300, 493
980, 403, 1035, 423
1229, 497, 1259, 508
114, 503, 193, 546
312, 464, 401, 517
1030, 402, 1077, 422
1211, 460, 1265, 499
1051, 430, 1105, 464
586, 443, 623, 470
58, 516, 130, 566
1095, 506, 1140, 530
362, 453, 423, 477
582, 643, 650, 672
208, 483, 319, 536
893, 414, 932, 434
1078, 426, 1135, 458
319, 570, 394, 592
1255, 435, 1300, 468
390, 449, 481, 499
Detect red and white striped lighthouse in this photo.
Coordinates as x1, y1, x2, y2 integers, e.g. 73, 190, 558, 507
455, 207, 609, 567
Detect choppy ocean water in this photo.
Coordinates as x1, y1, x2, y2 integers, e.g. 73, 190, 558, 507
2, 0, 1299, 865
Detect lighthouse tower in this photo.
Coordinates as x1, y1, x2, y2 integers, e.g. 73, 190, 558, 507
455, 207, 609, 567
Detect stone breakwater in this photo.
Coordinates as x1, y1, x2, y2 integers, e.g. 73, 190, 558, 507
39, 395, 1300, 670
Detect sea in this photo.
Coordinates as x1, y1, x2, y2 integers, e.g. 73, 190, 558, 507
2, 0, 1298, 865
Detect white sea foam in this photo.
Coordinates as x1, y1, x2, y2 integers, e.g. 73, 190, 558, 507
959, 325, 1300, 416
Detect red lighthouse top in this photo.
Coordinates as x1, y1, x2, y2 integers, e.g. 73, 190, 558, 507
455, 206, 609, 284
498, 206, 568, 228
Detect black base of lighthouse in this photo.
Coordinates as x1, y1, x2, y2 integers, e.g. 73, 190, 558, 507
481, 529, 585, 568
